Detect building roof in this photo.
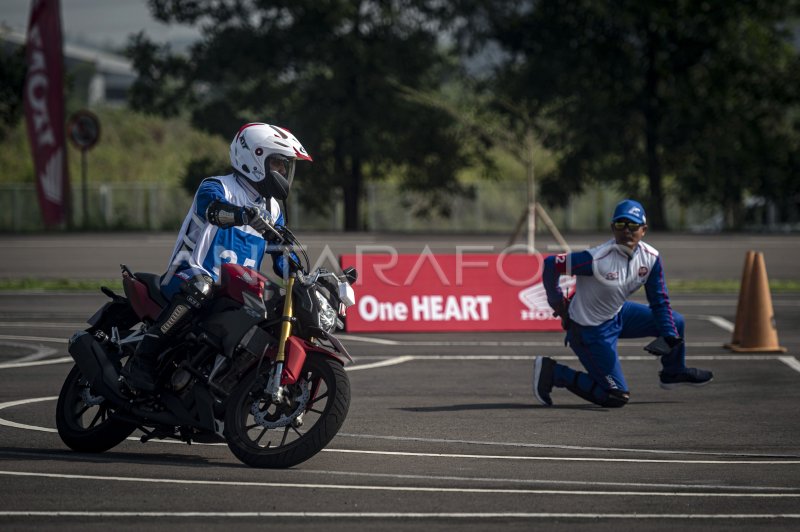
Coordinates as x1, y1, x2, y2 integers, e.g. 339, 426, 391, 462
1, 26, 133, 77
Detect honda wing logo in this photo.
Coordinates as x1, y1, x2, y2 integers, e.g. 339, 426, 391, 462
238, 270, 256, 285
518, 277, 576, 320
40, 148, 63, 203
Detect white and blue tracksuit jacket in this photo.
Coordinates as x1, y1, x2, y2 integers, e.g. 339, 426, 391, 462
160, 173, 290, 297
542, 239, 685, 396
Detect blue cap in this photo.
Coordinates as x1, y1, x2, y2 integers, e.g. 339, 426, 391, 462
612, 199, 647, 224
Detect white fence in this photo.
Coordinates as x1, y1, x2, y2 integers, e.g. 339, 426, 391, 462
0, 182, 721, 233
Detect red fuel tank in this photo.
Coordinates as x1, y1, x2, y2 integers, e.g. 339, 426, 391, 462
217, 263, 268, 304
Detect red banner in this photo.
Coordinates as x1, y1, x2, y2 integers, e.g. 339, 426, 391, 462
340, 253, 575, 332
24, 0, 70, 227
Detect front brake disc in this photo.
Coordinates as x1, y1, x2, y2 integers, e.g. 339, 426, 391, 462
250, 380, 310, 429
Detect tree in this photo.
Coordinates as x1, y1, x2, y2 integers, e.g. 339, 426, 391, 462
128, 0, 476, 230
454, 0, 800, 229
0, 45, 27, 140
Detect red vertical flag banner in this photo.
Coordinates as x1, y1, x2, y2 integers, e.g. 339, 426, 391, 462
24, 0, 70, 227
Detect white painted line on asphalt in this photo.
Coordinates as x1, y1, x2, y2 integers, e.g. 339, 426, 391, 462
2, 397, 799, 466
0, 417, 56, 433
0, 350, 791, 375
0, 353, 789, 371
0, 341, 57, 363
1, 331, 719, 348
704, 315, 735, 332
0, 397, 58, 433
0, 511, 799, 519
0, 470, 798, 496
0, 335, 67, 343
0, 397, 58, 409
779, 356, 800, 374
0, 447, 795, 493
4, 395, 800, 461
0, 357, 72, 370
0, 322, 85, 329
346, 356, 414, 371
293, 468, 799, 492
338, 334, 400, 345
324, 448, 800, 465
335, 433, 800, 459
345, 354, 785, 367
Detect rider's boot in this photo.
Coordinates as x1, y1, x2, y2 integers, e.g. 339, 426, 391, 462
123, 274, 212, 392
123, 328, 163, 392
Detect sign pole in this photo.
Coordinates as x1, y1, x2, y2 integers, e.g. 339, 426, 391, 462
81, 149, 88, 226
66, 110, 100, 229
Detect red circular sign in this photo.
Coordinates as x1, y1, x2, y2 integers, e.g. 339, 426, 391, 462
67, 110, 101, 150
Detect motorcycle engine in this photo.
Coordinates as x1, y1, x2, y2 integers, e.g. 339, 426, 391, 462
170, 368, 192, 392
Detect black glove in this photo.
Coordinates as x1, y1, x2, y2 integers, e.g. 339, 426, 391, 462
552, 297, 571, 331
206, 199, 244, 228
241, 206, 269, 234
644, 336, 683, 357
665, 336, 683, 349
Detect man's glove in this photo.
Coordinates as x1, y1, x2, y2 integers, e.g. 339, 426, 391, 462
644, 336, 683, 357
664, 336, 683, 349
241, 206, 269, 234
552, 297, 572, 331
206, 199, 243, 228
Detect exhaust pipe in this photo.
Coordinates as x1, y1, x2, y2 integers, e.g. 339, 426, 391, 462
68, 331, 126, 404
68, 332, 193, 428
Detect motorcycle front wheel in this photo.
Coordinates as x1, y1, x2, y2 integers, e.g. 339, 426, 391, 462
224, 353, 350, 468
56, 364, 137, 453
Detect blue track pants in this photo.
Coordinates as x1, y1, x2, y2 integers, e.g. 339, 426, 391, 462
553, 301, 686, 404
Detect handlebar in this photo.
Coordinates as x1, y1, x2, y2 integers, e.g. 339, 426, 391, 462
260, 221, 285, 244
260, 222, 307, 274
260, 221, 356, 295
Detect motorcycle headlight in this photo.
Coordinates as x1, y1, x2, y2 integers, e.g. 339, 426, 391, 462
315, 290, 337, 332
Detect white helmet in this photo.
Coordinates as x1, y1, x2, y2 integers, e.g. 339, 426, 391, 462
229, 122, 312, 200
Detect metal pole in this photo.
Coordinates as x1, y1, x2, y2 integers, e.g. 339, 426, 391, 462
81, 149, 88, 227
526, 129, 536, 254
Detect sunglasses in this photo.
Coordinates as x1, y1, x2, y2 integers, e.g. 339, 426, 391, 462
613, 221, 644, 231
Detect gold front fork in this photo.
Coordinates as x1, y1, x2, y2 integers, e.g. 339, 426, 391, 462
276, 275, 295, 363
267, 274, 295, 403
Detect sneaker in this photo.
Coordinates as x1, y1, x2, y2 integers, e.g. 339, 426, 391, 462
659, 367, 713, 390
532, 356, 556, 406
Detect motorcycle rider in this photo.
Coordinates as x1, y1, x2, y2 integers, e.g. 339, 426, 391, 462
123, 122, 312, 392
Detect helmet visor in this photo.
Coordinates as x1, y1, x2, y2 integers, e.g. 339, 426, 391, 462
286, 159, 297, 187
267, 155, 291, 178
267, 155, 296, 187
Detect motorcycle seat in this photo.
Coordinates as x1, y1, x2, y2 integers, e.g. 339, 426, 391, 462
134, 272, 169, 308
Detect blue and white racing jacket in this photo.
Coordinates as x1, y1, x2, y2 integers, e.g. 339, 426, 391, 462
161, 173, 291, 288
542, 239, 679, 337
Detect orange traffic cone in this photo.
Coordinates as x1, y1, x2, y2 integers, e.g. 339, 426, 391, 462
724, 250, 756, 349
730, 252, 787, 353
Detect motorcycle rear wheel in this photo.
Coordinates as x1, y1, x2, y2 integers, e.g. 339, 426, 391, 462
56, 364, 137, 453
224, 353, 350, 468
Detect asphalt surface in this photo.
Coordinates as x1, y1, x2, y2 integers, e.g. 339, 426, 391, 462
3, 230, 800, 280
0, 232, 799, 530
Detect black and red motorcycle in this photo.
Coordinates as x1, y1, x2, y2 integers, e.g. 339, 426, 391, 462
56, 225, 356, 468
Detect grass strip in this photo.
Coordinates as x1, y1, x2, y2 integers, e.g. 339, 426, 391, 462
667, 279, 800, 294
0, 278, 123, 292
